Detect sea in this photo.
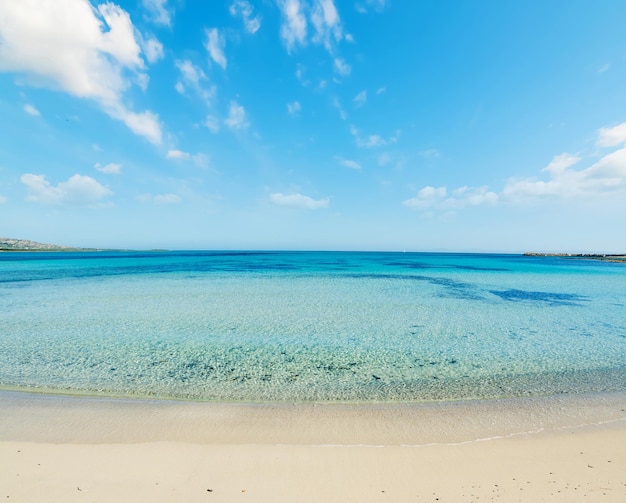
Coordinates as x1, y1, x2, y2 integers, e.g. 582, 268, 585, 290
0, 251, 624, 403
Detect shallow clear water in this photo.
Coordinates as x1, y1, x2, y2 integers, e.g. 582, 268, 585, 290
0, 251, 624, 402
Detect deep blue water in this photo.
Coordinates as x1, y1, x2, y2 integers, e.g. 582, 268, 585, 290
0, 251, 624, 402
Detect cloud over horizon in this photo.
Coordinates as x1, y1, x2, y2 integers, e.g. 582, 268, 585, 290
21, 173, 112, 206
404, 124, 626, 211
269, 192, 330, 209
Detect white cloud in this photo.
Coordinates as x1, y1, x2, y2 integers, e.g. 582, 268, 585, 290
0, 195, 6, 204
21, 173, 112, 206
287, 101, 301, 115
405, 123, 626, 211
94, 162, 122, 174
0, 0, 162, 144
311, 0, 342, 49
295, 64, 310, 86
141, 35, 164, 63
403, 186, 447, 209
23, 103, 40, 116
175, 60, 215, 104
335, 156, 361, 170
376, 86, 386, 95
355, 0, 387, 14
278, 0, 307, 53
225, 101, 249, 130
206, 28, 227, 69
142, 0, 172, 26
353, 90, 367, 107
350, 125, 397, 148
230, 0, 261, 34
137, 193, 181, 204
332, 97, 347, 120
597, 122, 626, 147
502, 149, 626, 202
166, 149, 190, 160
278, 0, 347, 54
448, 186, 498, 208
205, 114, 220, 133
166, 150, 209, 168
106, 106, 162, 144
269, 192, 329, 209
333, 57, 351, 77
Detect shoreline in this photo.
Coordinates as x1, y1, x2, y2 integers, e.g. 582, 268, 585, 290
2, 389, 625, 445
2, 390, 625, 502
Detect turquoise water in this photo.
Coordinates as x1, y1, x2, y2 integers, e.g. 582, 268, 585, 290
0, 251, 624, 402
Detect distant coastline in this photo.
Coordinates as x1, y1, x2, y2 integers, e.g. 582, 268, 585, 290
524, 252, 626, 263
2, 237, 625, 262
0, 237, 96, 252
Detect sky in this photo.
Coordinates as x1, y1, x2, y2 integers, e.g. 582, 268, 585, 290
1, 0, 625, 252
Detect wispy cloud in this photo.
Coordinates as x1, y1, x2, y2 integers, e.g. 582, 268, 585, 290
142, 0, 173, 26
136, 193, 181, 204
332, 97, 347, 120
278, 0, 307, 53
166, 150, 191, 160
21, 173, 112, 206
287, 101, 302, 116
225, 101, 249, 130
355, 0, 387, 14
206, 28, 227, 69
335, 156, 361, 170
333, 57, 351, 77
269, 192, 330, 209
23, 103, 40, 116
204, 114, 220, 133
230, 0, 261, 34
350, 125, 397, 148
0, 1, 162, 144
94, 162, 122, 175
166, 150, 209, 167
311, 0, 343, 50
597, 122, 626, 147
353, 90, 367, 107
295, 64, 310, 86
141, 34, 164, 64
279, 0, 347, 54
175, 60, 216, 104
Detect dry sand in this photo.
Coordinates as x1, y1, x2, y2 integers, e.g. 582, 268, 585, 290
1, 390, 625, 502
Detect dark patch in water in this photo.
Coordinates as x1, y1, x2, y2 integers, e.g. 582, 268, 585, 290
343, 273, 484, 300
490, 289, 589, 306
382, 261, 509, 272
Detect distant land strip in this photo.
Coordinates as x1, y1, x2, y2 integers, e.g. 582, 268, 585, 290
0, 237, 96, 252
524, 252, 626, 263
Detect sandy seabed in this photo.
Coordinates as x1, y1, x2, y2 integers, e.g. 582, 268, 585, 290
1, 390, 625, 502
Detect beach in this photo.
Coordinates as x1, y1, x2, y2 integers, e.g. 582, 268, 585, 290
2, 390, 625, 502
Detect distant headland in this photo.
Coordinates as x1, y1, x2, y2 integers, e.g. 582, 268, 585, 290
0, 237, 96, 252
524, 252, 626, 263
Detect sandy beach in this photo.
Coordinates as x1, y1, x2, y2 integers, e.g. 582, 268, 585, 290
1, 390, 625, 502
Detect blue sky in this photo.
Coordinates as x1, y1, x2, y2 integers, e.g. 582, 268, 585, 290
1, 0, 625, 252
